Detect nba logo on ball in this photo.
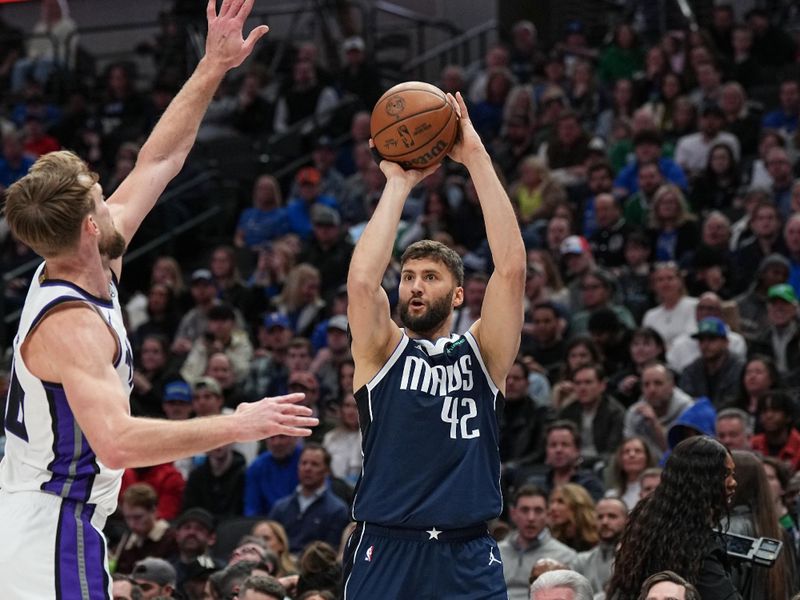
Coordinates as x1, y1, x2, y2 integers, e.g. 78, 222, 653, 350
365, 545, 374, 562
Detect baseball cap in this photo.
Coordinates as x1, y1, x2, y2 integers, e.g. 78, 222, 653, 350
342, 36, 365, 52
191, 268, 213, 283
768, 283, 798, 304
175, 507, 215, 531
691, 317, 728, 339
184, 556, 218, 581
132, 558, 176, 587
296, 166, 321, 185
192, 376, 222, 397
327, 315, 349, 332
263, 312, 290, 330
311, 204, 341, 227
560, 235, 591, 256
163, 380, 192, 403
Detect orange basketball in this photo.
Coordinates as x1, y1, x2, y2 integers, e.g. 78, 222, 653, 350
370, 81, 458, 170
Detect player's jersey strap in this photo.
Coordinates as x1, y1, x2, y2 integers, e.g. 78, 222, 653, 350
352, 331, 503, 529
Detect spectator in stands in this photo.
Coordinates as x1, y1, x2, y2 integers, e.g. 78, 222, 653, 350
687, 62, 723, 110
731, 355, 781, 431
336, 36, 381, 109
642, 261, 698, 350
182, 442, 246, 519
508, 20, 542, 84
169, 508, 222, 591
98, 62, 150, 157
598, 23, 644, 84
748, 284, 800, 377
559, 235, 595, 311
719, 82, 760, 159
209, 245, 251, 312
688, 143, 739, 216
492, 112, 536, 184
762, 79, 800, 136
646, 184, 699, 264
550, 336, 602, 410
667, 292, 747, 372
272, 263, 326, 338
543, 110, 590, 183
471, 67, 515, 142
559, 364, 625, 465
509, 156, 567, 228
0, 130, 35, 191
624, 363, 693, 460
735, 254, 792, 342
251, 520, 296, 576
310, 315, 351, 405
715, 408, 753, 452
578, 162, 615, 238
589, 193, 632, 268
111, 574, 143, 600
500, 360, 552, 469
273, 59, 338, 135
10, 0, 77, 93
596, 78, 635, 141
114, 483, 178, 575
548, 483, 599, 552
616, 233, 654, 324
181, 303, 253, 385
637, 571, 701, 600
730, 25, 761, 89
679, 317, 745, 409
234, 175, 288, 252
285, 167, 339, 240
132, 282, 180, 350
610, 327, 665, 408
520, 300, 566, 383
765, 147, 796, 219
130, 558, 177, 599
606, 436, 657, 509
268, 444, 349, 554
449, 272, 487, 335
613, 130, 687, 198
322, 392, 361, 486
130, 334, 173, 418
335, 110, 369, 178
574, 497, 627, 594
569, 268, 635, 335
247, 239, 296, 306
438, 64, 466, 96
297, 205, 353, 303
786, 214, 800, 296
172, 269, 222, 356
244, 435, 302, 516
752, 391, 800, 474
160, 379, 194, 422
22, 114, 58, 158
498, 485, 577, 600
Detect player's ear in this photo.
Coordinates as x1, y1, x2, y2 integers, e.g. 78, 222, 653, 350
452, 285, 464, 308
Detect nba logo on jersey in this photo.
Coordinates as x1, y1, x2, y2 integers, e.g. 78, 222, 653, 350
364, 545, 374, 562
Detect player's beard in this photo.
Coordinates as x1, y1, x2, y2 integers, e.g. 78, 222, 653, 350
98, 226, 127, 260
400, 289, 454, 337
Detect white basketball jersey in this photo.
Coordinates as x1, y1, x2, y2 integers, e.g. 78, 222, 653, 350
0, 262, 133, 516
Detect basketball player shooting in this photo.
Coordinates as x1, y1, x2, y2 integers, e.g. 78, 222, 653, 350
342, 92, 526, 599
0, 2, 317, 598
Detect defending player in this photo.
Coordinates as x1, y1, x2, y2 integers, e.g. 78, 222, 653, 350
0, 2, 317, 598
342, 92, 526, 599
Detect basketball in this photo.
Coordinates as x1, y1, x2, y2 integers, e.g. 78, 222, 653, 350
370, 81, 459, 170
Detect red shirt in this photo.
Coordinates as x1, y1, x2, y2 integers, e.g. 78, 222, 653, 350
120, 463, 186, 520
751, 428, 800, 473
24, 135, 60, 157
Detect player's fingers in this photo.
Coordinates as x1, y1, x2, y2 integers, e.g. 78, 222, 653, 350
238, 0, 256, 20
446, 93, 462, 119
455, 91, 471, 121
243, 25, 269, 53
278, 426, 314, 437
270, 392, 307, 405
278, 404, 315, 418
418, 162, 441, 179
281, 415, 320, 428
207, 0, 217, 21
218, 0, 232, 18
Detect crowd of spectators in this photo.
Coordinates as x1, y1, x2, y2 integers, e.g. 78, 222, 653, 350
7, 1, 800, 598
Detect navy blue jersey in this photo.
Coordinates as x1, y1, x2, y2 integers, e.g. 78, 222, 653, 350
352, 331, 504, 528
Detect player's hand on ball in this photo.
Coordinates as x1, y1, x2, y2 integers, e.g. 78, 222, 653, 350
234, 393, 318, 440
446, 91, 488, 166
370, 139, 440, 186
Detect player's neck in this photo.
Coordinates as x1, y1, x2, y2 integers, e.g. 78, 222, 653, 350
404, 321, 454, 343
44, 252, 112, 300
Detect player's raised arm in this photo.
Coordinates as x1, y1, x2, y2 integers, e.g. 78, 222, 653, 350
447, 92, 526, 389
347, 152, 439, 387
25, 305, 316, 469
106, 0, 268, 248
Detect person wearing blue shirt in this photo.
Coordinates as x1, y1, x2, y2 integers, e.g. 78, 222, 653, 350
0, 132, 35, 189
234, 174, 289, 251
761, 80, 800, 135
243, 436, 302, 516
285, 166, 339, 239
268, 444, 350, 553
614, 130, 687, 197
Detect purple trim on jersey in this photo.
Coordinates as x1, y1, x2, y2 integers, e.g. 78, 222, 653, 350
41, 384, 99, 503
41, 279, 113, 308
55, 500, 109, 600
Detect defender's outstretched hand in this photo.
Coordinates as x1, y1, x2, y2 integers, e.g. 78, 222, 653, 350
234, 393, 319, 440
370, 139, 440, 188
446, 91, 488, 166
205, 0, 269, 72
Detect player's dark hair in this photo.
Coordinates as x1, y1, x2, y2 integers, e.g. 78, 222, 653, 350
608, 437, 731, 598
401, 239, 465, 287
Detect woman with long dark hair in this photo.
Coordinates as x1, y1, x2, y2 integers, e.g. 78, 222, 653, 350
608, 436, 740, 600
727, 451, 791, 600
689, 143, 741, 217
730, 355, 781, 429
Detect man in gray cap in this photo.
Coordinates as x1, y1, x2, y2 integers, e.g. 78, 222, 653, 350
131, 557, 177, 599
